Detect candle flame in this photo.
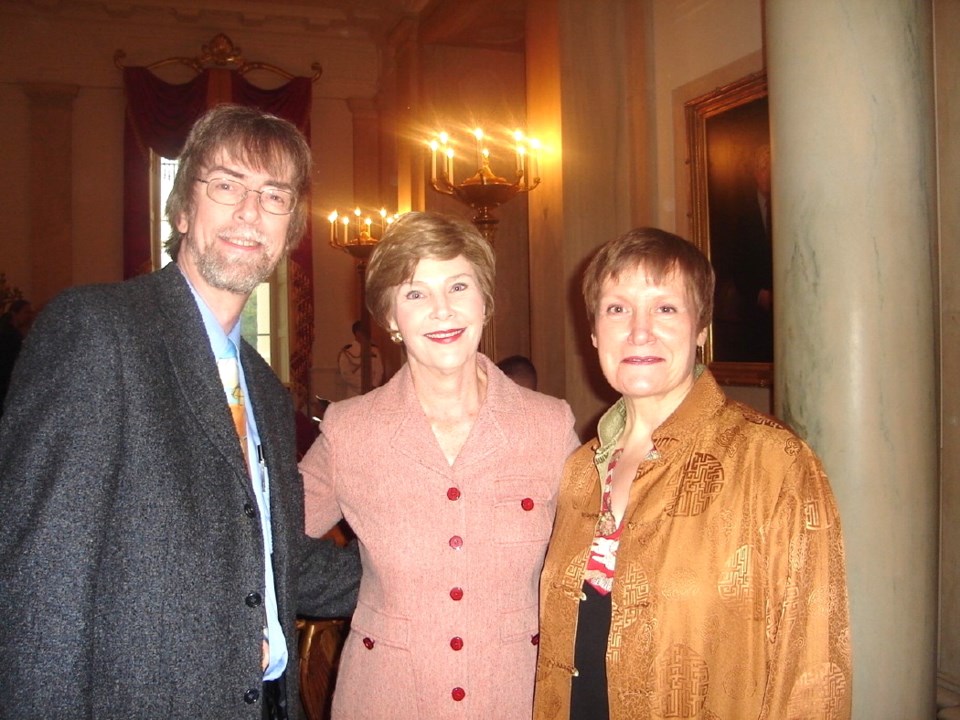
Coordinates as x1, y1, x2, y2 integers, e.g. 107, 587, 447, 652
327, 210, 338, 223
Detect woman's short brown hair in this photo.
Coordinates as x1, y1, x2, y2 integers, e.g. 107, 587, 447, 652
582, 227, 715, 331
365, 211, 496, 330
164, 104, 312, 261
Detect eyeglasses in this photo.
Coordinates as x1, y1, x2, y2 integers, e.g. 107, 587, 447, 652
197, 177, 296, 215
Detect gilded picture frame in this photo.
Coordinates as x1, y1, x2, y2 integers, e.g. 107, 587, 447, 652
685, 71, 772, 387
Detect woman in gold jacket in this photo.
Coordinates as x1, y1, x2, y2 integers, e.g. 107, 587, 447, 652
534, 227, 851, 720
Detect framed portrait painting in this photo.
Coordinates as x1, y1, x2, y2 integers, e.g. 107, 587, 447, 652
686, 71, 772, 387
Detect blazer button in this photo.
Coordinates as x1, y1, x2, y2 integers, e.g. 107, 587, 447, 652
531, 633, 540, 645
245, 592, 262, 608
449, 535, 463, 549
449, 636, 463, 651
243, 502, 256, 518
363, 637, 375, 649
447, 487, 461, 501
521, 497, 535, 511
449, 587, 464, 601
451, 687, 466, 702
243, 688, 260, 704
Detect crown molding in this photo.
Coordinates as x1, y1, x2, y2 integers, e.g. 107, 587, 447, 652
13, 0, 410, 39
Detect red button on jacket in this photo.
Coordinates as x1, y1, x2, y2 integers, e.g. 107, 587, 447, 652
447, 487, 461, 501
521, 497, 534, 511
452, 687, 466, 701
449, 587, 464, 601
450, 636, 464, 651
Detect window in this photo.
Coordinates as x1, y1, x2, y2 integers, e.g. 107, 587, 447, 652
153, 154, 285, 374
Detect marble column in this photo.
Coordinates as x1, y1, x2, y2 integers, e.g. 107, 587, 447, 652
935, 0, 960, 693
766, 2, 938, 717
22, 83, 78, 307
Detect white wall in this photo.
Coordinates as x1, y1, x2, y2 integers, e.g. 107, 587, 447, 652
651, 0, 763, 232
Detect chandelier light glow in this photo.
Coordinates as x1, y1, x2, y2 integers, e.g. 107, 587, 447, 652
427, 127, 542, 243
327, 206, 400, 263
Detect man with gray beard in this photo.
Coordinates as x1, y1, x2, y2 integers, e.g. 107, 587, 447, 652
0, 105, 359, 720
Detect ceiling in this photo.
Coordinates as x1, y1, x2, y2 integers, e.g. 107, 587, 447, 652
300, 0, 526, 48
15, 0, 526, 49
292, 0, 527, 48
415, 0, 527, 50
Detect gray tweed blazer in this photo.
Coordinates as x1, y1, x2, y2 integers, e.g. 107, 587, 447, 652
0, 263, 358, 720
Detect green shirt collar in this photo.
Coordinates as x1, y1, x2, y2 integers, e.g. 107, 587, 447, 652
592, 363, 709, 468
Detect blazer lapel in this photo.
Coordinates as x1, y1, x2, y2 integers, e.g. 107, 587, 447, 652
369, 367, 452, 475
452, 357, 514, 472
154, 265, 252, 491
376, 357, 516, 475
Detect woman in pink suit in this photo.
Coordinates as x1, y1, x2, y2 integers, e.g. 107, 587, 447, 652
301, 211, 580, 719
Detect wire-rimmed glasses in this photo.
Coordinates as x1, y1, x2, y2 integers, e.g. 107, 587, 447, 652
197, 177, 296, 215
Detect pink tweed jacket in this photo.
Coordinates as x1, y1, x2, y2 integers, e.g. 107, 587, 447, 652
301, 355, 580, 719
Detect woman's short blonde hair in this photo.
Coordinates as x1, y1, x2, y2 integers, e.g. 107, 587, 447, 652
365, 211, 496, 330
582, 227, 715, 332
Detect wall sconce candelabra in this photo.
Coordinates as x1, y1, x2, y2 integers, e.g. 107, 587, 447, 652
328, 206, 399, 393
327, 206, 398, 265
427, 127, 541, 245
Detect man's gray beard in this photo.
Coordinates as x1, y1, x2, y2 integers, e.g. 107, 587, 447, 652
187, 236, 277, 295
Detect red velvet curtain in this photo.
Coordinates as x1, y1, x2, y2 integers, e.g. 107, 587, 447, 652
122, 67, 315, 404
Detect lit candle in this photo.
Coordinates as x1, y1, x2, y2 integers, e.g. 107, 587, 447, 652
438, 132, 450, 182
529, 138, 542, 181
473, 128, 484, 170
379, 207, 387, 237
353, 208, 362, 241
327, 210, 339, 243
445, 147, 455, 185
429, 139, 439, 183
514, 130, 525, 182
341, 215, 350, 241
517, 146, 527, 186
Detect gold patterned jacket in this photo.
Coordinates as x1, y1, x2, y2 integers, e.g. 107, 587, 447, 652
534, 369, 851, 720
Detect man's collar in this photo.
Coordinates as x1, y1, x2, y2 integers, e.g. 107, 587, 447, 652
177, 264, 241, 357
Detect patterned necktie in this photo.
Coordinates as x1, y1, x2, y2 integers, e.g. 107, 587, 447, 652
217, 341, 249, 469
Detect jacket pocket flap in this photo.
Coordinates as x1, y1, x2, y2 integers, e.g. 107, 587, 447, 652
351, 599, 411, 649
500, 603, 538, 643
